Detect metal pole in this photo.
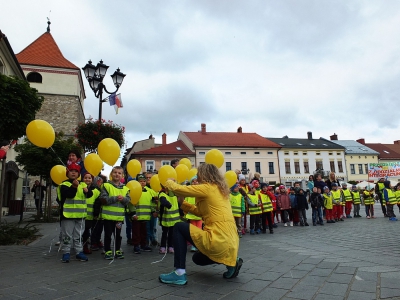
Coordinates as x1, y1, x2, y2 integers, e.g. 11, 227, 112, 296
19, 171, 28, 223
98, 86, 103, 121
0, 159, 6, 223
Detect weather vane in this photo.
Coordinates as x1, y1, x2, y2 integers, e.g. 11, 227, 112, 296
47, 11, 51, 32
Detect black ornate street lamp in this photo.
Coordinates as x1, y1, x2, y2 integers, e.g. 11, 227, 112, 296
82, 60, 126, 120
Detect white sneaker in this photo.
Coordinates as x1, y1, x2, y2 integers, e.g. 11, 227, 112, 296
284, 223, 288, 227
290, 221, 293, 227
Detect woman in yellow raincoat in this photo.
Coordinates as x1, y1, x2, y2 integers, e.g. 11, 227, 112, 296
159, 163, 242, 285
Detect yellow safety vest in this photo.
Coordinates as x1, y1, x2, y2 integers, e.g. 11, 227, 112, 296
229, 193, 242, 218
260, 193, 273, 213
384, 188, 397, 205
101, 183, 129, 221
352, 191, 361, 205
395, 190, 400, 205
378, 182, 385, 192
58, 181, 87, 219
323, 193, 333, 209
363, 191, 373, 205
342, 189, 352, 202
331, 190, 342, 205
159, 192, 181, 227
185, 196, 202, 220
135, 188, 154, 221
86, 188, 100, 220
248, 194, 262, 215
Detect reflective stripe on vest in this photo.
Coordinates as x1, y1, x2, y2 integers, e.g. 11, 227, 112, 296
159, 192, 181, 226
332, 190, 341, 205
385, 188, 397, 205
136, 189, 153, 221
185, 197, 201, 220
342, 189, 352, 202
352, 192, 361, 205
86, 188, 100, 220
248, 194, 262, 215
230, 193, 242, 217
101, 183, 129, 221
60, 181, 87, 218
260, 193, 273, 213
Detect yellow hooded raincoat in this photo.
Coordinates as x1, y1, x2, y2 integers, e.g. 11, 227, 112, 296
164, 180, 239, 267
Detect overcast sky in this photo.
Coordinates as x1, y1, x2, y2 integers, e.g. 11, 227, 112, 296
3, 0, 400, 154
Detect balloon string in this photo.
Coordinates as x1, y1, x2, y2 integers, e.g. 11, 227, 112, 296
50, 147, 66, 166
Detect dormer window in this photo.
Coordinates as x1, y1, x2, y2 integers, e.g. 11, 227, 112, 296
27, 72, 42, 83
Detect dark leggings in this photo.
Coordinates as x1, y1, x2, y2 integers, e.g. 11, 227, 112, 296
173, 222, 217, 269
103, 220, 122, 252
261, 212, 273, 231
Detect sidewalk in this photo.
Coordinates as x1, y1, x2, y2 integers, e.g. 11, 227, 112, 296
1, 203, 399, 299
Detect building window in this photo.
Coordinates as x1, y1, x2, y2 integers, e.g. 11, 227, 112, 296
27, 72, 42, 83
255, 162, 261, 173
303, 152, 307, 155
338, 161, 343, 172
350, 164, 355, 174
316, 152, 321, 156
254, 152, 260, 154
199, 151, 205, 155
329, 152, 333, 156
226, 162, 231, 172
225, 152, 231, 155
316, 160, 323, 170
240, 152, 246, 155
365, 164, 368, 174
284, 151, 289, 155
268, 152, 273, 154
294, 162, 300, 174
304, 161, 309, 173
145, 160, 155, 172
294, 152, 298, 155
269, 162, 274, 174
330, 161, 335, 173
161, 160, 170, 166
358, 164, 363, 174
241, 162, 248, 174
285, 161, 291, 174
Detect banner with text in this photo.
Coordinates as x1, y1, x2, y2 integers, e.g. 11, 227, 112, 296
368, 162, 400, 178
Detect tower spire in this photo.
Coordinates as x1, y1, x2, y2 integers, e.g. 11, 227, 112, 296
46, 17, 51, 33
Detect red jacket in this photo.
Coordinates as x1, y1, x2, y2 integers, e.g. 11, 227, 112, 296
277, 193, 291, 210
0, 149, 6, 160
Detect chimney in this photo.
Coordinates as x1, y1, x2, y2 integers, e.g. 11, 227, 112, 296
394, 140, 400, 145
201, 123, 206, 134
149, 134, 153, 139
357, 138, 365, 145
237, 126, 242, 133
307, 131, 312, 140
162, 133, 166, 145
330, 133, 338, 140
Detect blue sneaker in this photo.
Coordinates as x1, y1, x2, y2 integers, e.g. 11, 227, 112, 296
133, 246, 141, 254
115, 250, 124, 259
390, 217, 398, 221
141, 246, 152, 252
76, 252, 88, 261
159, 271, 187, 285
104, 251, 113, 260
250, 229, 255, 235
223, 257, 243, 279
61, 253, 70, 263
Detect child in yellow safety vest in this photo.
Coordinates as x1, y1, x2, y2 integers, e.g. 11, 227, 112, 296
128, 174, 157, 254
363, 188, 375, 219
230, 183, 244, 238
331, 183, 343, 222
395, 184, 400, 214
238, 174, 249, 235
59, 163, 93, 263
259, 183, 274, 234
247, 184, 262, 234
82, 173, 101, 255
158, 186, 181, 254
99, 166, 131, 260
341, 183, 353, 218
322, 186, 334, 223
185, 176, 203, 250
351, 185, 362, 218
383, 181, 397, 221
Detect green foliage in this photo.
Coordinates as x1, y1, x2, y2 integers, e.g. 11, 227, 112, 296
75, 118, 125, 153
348, 180, 357, 185
14, 132, 82, 179
0, 222, 39, 245
0, 74, 44, 141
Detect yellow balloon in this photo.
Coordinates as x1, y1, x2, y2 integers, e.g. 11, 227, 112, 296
158, 165, 177, 185
26, 120, 55, 148
127, 180, 142, 205
176, 164, 189, 183
150, 174, 162, 192
127, 159, 142, 178
50, 165, 68, 185
188, 168, 198, 180
84, 153, 103, 176
179, 158, 192, 170
98, 138, 120, 166
224, 170, 238, 188
205, 149, 224, 168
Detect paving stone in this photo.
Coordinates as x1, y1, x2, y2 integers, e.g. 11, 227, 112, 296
285, 284, 319, 299
252, 287, 288, 300
380, 276, 400, 288
292, 263, 315, 271
327, 273, 353, 284
269, 277, 299, 290
281, 270, 308, 279
237, 279, 270, 293
347, 290, 376, 300
317, 261, 339, 269
334, 266, 357, 274
256, 272, 283, 282
350, 280, 377, 293
298, 275, 327, 287
219, 290, 256, 300
309, 268, 333, 277
380, 288, 400, 299
353, 271, 378, 282
319, 282, 348, 297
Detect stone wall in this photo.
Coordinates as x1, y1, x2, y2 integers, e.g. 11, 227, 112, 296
36, 93, 85, 136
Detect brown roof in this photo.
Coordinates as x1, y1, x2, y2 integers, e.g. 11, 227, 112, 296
16, 32, 79, 69
365, 143, 400, 160
182, 132, 281, 148
134, 140, 194, 156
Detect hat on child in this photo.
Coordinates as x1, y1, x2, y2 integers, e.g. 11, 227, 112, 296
331, 183, 338, 187
323, 186, 329, 190
66, 163, 81, 174
238, 174, 245, 181
189, 175, 198, 184
137, 174, 146, 181
230, 183, 239, 191
260, 182, 268, 189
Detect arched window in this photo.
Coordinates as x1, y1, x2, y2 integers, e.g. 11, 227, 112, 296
27, 72, 42, 83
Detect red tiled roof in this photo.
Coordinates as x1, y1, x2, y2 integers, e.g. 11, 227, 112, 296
134, 140, 194, 156
182, 132, 281, 148
16, 32, 78, 69
365, 143, 400, 159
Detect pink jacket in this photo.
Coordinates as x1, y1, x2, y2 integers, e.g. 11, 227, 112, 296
277, 193, 291, 210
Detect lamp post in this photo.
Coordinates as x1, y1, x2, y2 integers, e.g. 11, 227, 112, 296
82, 60, 126, 120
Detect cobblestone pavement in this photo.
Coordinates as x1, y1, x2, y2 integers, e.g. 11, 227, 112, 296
1, 203, 400, 300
